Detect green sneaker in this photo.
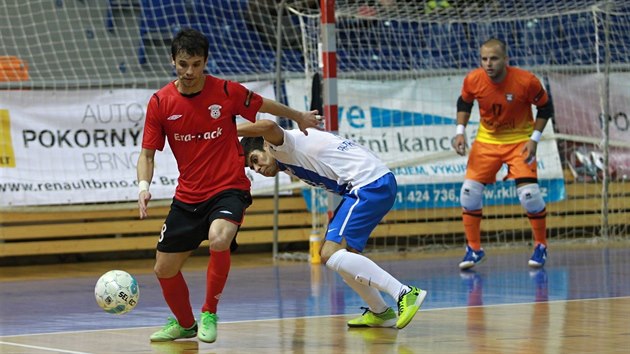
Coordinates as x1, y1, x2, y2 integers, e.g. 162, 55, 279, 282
396, 286, 427, 329
198, 311, 218, 343
149, 317, 197, 342
347, 307, 397, 328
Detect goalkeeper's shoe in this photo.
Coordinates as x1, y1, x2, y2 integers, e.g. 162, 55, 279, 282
528, 243, 547, 268
149, 317, 197, 342
459, 245, 486, 270
396, 286, 428, 329
347, 307, 397, 328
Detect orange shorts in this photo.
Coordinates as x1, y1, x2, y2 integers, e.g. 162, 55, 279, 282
465, 140, 537, 184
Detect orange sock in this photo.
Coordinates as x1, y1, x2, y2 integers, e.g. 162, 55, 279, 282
158, 271, 195, 328
463, 209, 483, 250
202, 249, 231, 314
528, 208, 547, 246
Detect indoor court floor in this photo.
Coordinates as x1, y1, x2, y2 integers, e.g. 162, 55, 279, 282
1, 241, 629, 353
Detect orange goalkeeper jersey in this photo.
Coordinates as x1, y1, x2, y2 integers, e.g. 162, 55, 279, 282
461, 66, 549, 144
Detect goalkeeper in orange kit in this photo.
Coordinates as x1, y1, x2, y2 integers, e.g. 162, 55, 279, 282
452, 38, 555, 270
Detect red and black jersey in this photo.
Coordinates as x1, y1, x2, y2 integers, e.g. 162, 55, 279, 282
142, 75, 263, 203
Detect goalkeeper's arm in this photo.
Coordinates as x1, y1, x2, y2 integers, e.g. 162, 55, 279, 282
531, 97, 554, 141
453, 96, 474, 155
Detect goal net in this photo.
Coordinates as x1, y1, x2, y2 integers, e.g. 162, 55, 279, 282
284, 0, 630, 255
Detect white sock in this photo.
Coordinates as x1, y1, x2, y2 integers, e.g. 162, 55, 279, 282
339, 271, 389, 314
326, 249, 410, 301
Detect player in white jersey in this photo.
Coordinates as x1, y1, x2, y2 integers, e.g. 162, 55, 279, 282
239, 119, 428, 330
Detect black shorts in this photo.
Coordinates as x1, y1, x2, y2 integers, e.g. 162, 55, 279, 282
157, 189, 252, 253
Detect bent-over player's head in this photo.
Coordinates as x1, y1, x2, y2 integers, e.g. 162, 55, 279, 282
240, 137, 280, 177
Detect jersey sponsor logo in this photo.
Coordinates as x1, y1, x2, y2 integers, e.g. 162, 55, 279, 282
208, 104, 222, 119
219, 210, 233, 215
173, 127, 223, 142
505, 93, 514, 102
337, 140, 358, 151
167, 114, 182, 121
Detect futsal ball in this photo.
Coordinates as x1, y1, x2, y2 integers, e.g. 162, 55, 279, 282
94, 270, 139, 315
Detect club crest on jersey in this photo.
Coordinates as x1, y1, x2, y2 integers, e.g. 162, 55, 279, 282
505, 93, 514, 102
208, 104, 222, 119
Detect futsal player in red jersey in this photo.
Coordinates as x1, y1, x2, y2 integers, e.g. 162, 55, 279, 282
453, 38, 554, 270
137, 28, 321, 343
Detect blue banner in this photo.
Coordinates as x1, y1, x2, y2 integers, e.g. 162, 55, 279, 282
302, 178, 566, 212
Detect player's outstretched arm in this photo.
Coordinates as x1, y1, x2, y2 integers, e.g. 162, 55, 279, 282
237, 119, 285, 146
258, 98, 322, 135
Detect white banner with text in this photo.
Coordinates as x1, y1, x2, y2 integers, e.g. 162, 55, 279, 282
0, 82, 288, 206
286, 77, 566, 210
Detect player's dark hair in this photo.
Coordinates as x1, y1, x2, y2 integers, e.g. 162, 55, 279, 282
240, 136, 265, 167
171, 28, 209, 61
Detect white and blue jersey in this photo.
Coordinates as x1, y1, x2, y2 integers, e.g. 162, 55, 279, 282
268, 128, 396, 252
268, 128, 391, 194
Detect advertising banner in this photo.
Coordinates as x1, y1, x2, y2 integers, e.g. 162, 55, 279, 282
0, 82, 289, 206
286, 77, 566, 210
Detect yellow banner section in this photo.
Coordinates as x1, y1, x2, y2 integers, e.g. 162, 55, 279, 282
0, 109, 16, 167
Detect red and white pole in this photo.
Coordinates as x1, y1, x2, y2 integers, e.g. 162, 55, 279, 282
318, 0, 341, 238
320, 0, 338, 133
